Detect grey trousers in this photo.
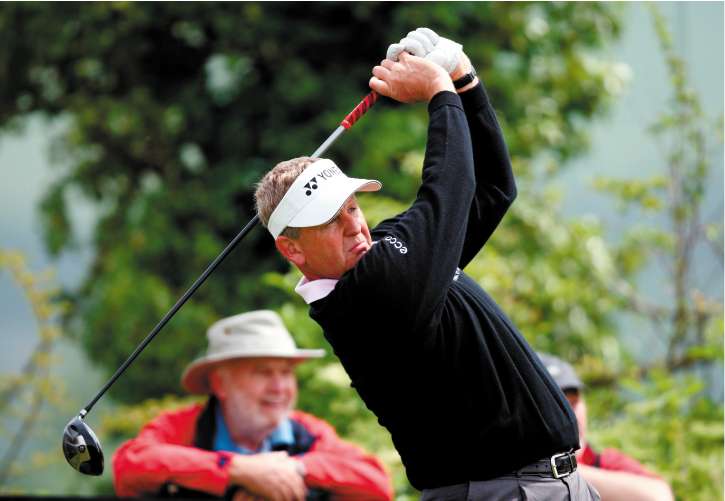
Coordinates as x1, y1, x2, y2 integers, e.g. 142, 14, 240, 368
420, 471, 600, 501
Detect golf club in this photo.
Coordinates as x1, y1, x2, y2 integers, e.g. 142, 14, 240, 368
62, 91, 379, 476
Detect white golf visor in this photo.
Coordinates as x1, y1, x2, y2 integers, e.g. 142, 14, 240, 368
267, 159, 381, 238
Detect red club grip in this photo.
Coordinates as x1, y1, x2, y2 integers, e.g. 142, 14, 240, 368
340, 92, 378, 129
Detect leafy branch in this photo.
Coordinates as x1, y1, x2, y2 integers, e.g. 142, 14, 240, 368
0, 251, 67, 489
594, 5, 723, 373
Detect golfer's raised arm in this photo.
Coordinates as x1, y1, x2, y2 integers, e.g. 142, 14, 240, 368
456, 75, 517, 269
353, 54, 476, 329
370, 48, 517, 273
382, 36, 516, 270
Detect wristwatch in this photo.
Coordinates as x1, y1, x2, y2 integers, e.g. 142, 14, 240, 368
453, 67, 477, 89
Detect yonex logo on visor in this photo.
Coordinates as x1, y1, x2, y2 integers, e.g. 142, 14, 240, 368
266, 159, 381, 239
304, 178, 318, 196
302, 165, 343, 196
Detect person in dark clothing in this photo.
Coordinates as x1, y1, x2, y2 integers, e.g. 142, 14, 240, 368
255, 28, 600, 500
538, 353, 673, 501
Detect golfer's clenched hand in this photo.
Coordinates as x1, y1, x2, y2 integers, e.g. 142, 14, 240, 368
384, 28, 476, 91
369, 52, 454, 103
386, 27, 462, 74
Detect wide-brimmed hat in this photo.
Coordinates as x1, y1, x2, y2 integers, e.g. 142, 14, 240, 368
181, 310, 324, 394
267, 158, 381, 238
537, 352, 584, 392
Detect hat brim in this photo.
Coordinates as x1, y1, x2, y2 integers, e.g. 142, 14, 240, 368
181, 348, 325, 395
286, 178, 381, 229
558, 380, 585, 391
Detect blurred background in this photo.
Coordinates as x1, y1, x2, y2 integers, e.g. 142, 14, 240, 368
0, 2, 722, 499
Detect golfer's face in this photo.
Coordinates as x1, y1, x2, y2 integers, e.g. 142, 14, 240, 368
296, 196, 373, 279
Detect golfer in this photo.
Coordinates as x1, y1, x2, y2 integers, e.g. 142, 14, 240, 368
255, 29, 599, 500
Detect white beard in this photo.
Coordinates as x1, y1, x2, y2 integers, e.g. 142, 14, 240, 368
221, 390, 292, 450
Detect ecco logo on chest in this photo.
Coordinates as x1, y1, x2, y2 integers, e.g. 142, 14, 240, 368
303, 166, 342, 197
383, 235, 408, 254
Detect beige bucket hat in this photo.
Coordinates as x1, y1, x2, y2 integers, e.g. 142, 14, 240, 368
181, 310, 324, 394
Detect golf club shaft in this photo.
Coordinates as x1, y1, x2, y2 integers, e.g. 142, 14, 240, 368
81, 91, 379, 415
312, 91, 378, 157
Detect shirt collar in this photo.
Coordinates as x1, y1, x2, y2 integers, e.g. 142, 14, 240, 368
213, 402, 294, 454
295, 276, 339, 304
293, 241, 380, 304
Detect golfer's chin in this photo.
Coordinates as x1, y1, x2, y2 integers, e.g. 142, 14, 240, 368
339, 257, 360, 275
347, 244, 370, 267
311, 250, 368, 280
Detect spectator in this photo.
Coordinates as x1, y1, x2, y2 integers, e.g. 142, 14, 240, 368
538, 353, 674, 501
113, 310, 393, 501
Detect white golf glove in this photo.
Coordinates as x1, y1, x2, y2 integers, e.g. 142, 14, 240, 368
386, 27, 462, 74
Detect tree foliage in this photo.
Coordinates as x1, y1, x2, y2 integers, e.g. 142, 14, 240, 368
0, 251, 67, 493
594, 6, 723, 372
586, 7, 724, 499
5, 3, 721, 500
0, 1, 624, 401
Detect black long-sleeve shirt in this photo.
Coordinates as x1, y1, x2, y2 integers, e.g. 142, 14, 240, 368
307, 85, 579, 490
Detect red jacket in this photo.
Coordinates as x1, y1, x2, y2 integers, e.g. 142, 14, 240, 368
579, 443, 662, 479
112, 403, 393, 500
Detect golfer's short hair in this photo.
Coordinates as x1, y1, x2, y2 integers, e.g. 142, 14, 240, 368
255, 156, 317, 239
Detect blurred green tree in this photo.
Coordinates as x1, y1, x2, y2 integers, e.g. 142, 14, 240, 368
0, 0, 625, 402
8, 2, 692, 498
586, 6, 724, 500
0, 251, 67, 492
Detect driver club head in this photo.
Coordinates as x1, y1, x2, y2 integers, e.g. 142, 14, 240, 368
62, 414, 104, 475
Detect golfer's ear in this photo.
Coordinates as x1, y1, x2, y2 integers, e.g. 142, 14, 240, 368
275, 236, 306, 267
